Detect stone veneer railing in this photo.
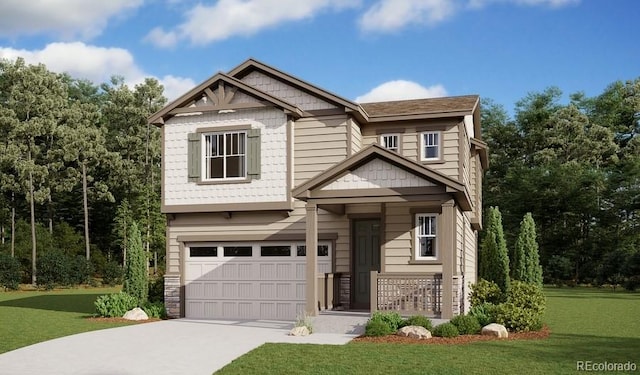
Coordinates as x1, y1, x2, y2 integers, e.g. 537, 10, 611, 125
370, 272, 443, 317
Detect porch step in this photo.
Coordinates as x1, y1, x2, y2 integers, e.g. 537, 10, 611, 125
310, 311, 370, 335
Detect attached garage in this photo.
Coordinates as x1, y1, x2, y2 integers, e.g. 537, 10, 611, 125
184, 242, 331, 320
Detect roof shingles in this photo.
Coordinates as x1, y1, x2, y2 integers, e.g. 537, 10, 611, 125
359, 95, 479, 117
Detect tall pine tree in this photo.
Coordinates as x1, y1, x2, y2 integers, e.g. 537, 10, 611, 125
517, 213, 543, 286
479, 206, 511, 293
122, 221, 147, 305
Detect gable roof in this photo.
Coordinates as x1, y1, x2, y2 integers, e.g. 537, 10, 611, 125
228, 58, 361, 114
359, 95, 480, 121
148, 72, 304, 125
292, 144, 472, 210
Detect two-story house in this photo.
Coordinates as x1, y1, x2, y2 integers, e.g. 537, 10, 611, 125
149, 59, 487, 321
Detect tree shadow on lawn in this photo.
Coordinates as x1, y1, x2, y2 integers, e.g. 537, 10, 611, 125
0, 294, 104, 314
480, 333, 640, 367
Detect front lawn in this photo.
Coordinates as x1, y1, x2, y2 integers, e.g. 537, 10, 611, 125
216, 287, 640, 375
0, 287, 135, 353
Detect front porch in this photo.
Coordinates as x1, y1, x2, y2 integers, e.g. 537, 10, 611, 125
293, 145, 474, 320
316, 271, 464, 319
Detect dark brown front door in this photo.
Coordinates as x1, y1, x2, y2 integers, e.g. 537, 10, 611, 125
352, 219, 381, 309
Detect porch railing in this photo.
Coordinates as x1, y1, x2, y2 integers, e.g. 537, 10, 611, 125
371, 272, 442, 317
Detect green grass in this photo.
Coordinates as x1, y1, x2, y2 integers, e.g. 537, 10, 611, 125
0, 287, 135, 353
216, 287, 640, 375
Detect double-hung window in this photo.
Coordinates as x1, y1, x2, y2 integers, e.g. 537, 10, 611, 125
421, 131, 440, 161
380, 134, 399, 152
416, 214, 437, 259
204, 131, 246, 180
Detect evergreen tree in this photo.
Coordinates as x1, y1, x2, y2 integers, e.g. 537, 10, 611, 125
479, 207, 510, 293
512, 215, 528, 281
517, 213, 543, 286
122, 221, 147, 305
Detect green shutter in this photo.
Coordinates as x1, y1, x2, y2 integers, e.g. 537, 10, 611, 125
187, 133, 201, 182
247, 128, 261, 179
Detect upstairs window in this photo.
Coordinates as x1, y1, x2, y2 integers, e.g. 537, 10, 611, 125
187, 127, 260, 183
380, 134, 399, 152
416, 214, 437, 259
421, 131, 440, 161
204, 131, 246, 180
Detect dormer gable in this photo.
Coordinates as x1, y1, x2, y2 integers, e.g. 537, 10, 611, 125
149, 72, 304, 125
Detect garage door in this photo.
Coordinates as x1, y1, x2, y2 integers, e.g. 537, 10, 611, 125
185, 241, 331, 320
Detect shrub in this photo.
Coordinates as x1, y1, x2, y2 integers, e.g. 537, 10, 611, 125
401, 315, 433, 331
122, 222, 148, 305
148, 276, 164, 303
623, 275, 640, 291
370, 311, 404, 331
507, 280, 546, 315
469, 303, 497, 327
365, 320, 393, 337
469, 279, 503, 307
432, 323, 459, 338
142, 301, 167, 319
495, 302, 543, 332
94, 292, 138, 318
294, 312, 313, 333
450, 314, 481, 335
68, 256, 93, 285
0, 252, 21, 290
37, 251, 69, 289
102, 261, 123, 286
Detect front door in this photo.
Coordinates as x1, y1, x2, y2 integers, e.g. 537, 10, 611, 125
352, 219, 381, 309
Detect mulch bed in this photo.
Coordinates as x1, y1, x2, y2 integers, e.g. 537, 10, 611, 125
352, 325, 550, 345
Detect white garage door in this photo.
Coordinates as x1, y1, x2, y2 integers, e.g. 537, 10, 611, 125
185, 241, 331, 320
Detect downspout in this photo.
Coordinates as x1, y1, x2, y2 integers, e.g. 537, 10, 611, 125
460, 218, 466, 314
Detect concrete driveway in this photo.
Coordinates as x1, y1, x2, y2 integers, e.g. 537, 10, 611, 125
0, 318, 362, 375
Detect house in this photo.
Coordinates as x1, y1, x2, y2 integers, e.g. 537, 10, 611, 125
149, 59, 488, 321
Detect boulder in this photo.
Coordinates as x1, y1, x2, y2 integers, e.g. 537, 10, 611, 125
288, 326, 310, 336
481, 323, 508, 338
397, 325, 432, 339
123, 307, 149, 321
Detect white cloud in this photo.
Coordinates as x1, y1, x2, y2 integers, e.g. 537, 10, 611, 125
0, 0, 144, 39
146, 0, 361, 47
355, 80, 448, 103
360, 0, 580, 33
0, 42, 194, 101
160, 75, 197, 102
468, 0, 580, 8
359, 0, 457, 32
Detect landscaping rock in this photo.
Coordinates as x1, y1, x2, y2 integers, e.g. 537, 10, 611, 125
123, 307, 149, 321
481, 323, 508, 338
397, 325, 432, 339
288, 326, 310, 336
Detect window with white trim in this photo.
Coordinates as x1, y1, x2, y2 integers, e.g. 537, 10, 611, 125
416, 214, 437, 259
380, 134, 399, 152
421, 131, 440, 161
204, 131, 246, 180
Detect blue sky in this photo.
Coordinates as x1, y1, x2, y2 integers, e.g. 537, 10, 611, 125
0, 0, 637, 116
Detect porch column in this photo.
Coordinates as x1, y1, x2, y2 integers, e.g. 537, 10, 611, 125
441, 200, 456, 319
305, 202, 318, 316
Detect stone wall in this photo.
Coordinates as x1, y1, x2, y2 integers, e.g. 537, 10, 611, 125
338, 274, 350, 310
164, 274, 181, 318
452, 276, 463, 316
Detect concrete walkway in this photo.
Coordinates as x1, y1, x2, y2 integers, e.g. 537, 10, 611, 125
0, 318, 363, 375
